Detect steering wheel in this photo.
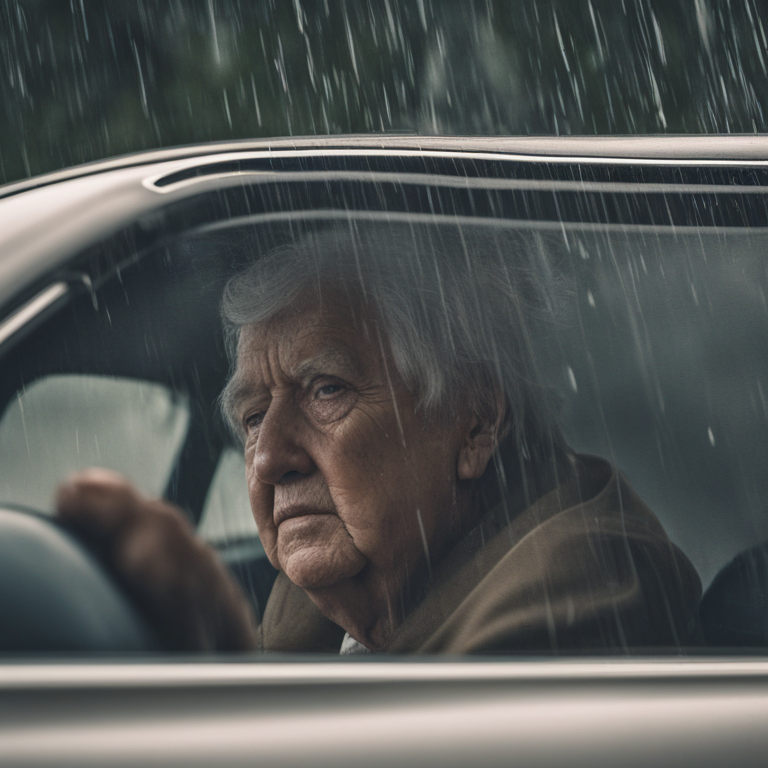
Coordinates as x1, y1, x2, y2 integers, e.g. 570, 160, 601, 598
0, 506, 155, 653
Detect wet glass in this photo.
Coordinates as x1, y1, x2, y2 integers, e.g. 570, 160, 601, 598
0, 375, 189, 513
3, 163, 768, 653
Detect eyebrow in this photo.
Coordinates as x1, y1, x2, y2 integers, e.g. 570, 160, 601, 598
292, 349, 362, 381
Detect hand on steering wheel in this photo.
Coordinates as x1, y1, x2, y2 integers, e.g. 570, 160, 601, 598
56, 469, 259, 652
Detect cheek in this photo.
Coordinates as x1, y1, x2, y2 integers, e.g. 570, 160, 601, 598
321, 428, 388, 508
341, 430, 458, 555
320, 425, 415, 552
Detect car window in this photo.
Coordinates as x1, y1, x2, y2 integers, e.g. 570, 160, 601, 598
4, 170, 768, 655
539, 226, 768, 589
0, 374, 189, 513
198, 447, 258, 544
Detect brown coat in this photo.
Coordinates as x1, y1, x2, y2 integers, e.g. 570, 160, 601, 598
258, 455, 702, 654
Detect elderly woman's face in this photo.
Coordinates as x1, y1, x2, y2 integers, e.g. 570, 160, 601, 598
232, 293, 483, 597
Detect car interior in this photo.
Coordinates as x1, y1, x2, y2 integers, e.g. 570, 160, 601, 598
2, 160, 768, 654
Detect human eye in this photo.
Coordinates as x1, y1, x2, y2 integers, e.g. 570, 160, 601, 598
314, 381, 344, 398
306, 377, 355, 424
243, 411, 265, 434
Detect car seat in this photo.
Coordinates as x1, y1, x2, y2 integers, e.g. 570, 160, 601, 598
699, 540, 768, 648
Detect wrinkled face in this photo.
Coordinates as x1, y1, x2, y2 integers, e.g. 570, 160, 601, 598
230, 293, 472, 595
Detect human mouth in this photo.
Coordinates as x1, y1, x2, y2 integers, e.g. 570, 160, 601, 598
273, 505, 334, 527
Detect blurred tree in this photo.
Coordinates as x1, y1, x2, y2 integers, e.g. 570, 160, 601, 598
1, 0, 767, 184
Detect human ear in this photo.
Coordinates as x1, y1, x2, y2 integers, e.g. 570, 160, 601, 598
457, 390, 508, 481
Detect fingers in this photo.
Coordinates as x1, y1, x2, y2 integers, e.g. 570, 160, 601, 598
56, 468, 179, 537
55, 469, 258, 652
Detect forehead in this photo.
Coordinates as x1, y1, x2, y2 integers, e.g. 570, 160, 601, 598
235, 294, 377, 380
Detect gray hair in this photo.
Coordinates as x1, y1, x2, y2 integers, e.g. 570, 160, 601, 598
220, 221, 565, 460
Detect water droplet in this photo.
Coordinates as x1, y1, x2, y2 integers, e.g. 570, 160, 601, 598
567, 366, 578, 393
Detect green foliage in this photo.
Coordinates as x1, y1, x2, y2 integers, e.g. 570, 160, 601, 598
2, 0, 768, 184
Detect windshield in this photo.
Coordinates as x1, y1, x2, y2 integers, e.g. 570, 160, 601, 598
2, 0, 768, 184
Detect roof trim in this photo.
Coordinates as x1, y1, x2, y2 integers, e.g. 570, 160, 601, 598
2, 134, 768, 199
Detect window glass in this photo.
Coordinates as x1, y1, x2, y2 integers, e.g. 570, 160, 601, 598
198, 447, 259, 544
183, 218, 768, 590
0, 375, 189, 513
6, 185, 768, 655
544, 226, 768, 589
190, 215, 768, 652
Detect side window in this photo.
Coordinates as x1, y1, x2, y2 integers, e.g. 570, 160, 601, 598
0, 374, 189, 513
549, 229, 768, 590
198, 446, 259, 544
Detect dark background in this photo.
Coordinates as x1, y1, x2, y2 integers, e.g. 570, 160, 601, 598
2, 0, 768, 184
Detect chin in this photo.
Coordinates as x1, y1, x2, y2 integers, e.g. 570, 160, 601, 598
281, 545, 366, 590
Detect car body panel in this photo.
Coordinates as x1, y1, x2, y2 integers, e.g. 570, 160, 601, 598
2, 659, 768, 767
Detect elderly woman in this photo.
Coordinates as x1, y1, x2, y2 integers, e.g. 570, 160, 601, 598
57, 223, 701, 654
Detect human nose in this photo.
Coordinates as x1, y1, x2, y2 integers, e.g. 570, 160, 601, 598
253, 397, 315, 485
